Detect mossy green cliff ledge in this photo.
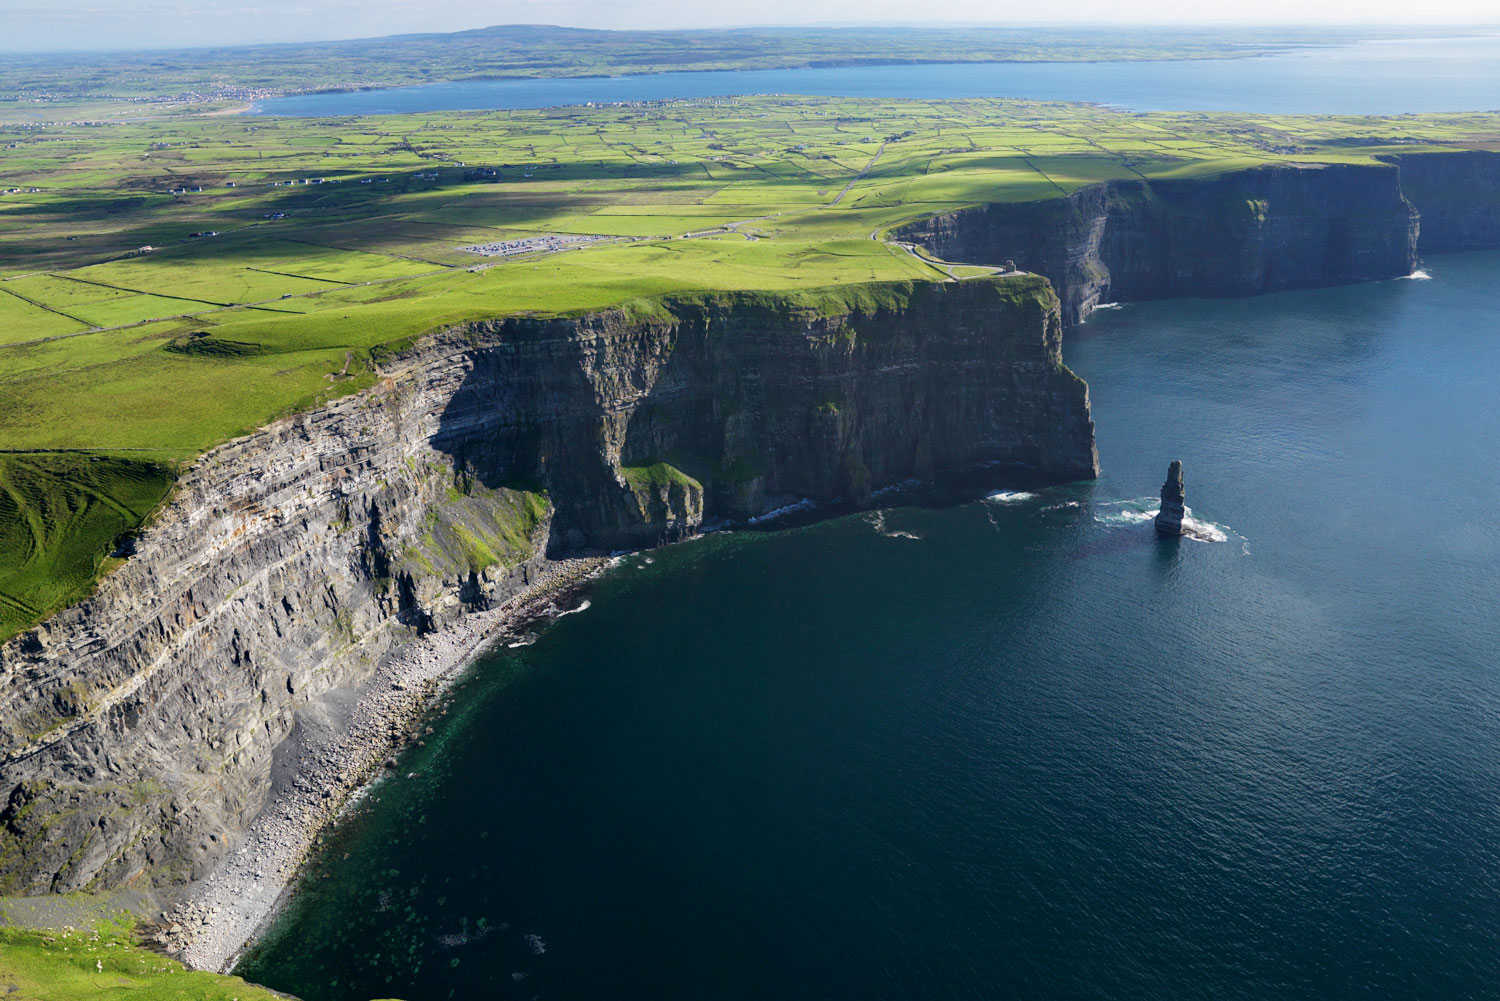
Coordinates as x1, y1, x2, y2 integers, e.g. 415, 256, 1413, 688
0, 276, 1095, 915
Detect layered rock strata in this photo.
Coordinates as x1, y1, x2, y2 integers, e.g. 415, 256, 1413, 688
898, 155, 1500, 325
1155, 461, 1186, 537
0, 276, 1097, 902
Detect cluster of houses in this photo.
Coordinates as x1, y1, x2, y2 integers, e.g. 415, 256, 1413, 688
461, 233, 611, 258
162, 171, 463, 197
158, 161, 541, 206
1, 187, 41, 195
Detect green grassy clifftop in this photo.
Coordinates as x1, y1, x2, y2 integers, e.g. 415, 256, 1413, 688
0, 896, 313, 1001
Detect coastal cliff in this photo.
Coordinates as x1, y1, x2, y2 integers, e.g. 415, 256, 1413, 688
1391, 151, 1500, 252
10, 147, 1499, 957
0, 277, 1095, 910
898, 160, 1442, 325
437, 278, 1098, 550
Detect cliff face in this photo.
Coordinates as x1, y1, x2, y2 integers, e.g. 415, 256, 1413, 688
1391, 151, 1500, 252
0, 277, 1096, 897
436, 278, 1098, 552
899, 162, 1423, 325
0, 349, 556, 897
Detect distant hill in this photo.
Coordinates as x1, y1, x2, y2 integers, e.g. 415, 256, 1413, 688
0, 23, 1481, 110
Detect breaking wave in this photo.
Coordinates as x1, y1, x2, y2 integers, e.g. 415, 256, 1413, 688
1401, 268, 1433, 280
1092, 497, 1159, 527
872, 477, 924, 499
984, 490, 1037, 505
748, 498, 816, 524
865, 510, 921, 540
1180, 515, 1229, 544
1093, 498, 1237, 546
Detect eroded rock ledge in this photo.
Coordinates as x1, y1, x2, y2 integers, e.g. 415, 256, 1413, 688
0, 276, 1096, 905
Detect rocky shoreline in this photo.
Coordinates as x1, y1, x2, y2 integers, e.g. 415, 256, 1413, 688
158, 555, 610, 973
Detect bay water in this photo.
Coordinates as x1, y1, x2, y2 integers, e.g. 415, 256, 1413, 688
250, 35, 1500, 116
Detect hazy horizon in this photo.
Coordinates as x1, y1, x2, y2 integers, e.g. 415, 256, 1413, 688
2, 2, 1498, 54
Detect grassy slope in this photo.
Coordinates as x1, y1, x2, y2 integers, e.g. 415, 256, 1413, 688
621, 462, 704, 493
0, 919, 302, 1001
1, 96, 1498, 639
0, 454, 175, 643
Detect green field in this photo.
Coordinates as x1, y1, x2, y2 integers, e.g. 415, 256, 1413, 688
0, 922, 288, 1001
0, 901, 392, 1001
0, 454, 176, 642
0, 894, 308, 1001
2, 94, 1500, 640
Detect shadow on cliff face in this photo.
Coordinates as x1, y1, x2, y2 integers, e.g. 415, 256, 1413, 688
358, 498, 433, 631
896, 161, 1431, 326
427, 315, 642, 557
429, 285, 1099, 558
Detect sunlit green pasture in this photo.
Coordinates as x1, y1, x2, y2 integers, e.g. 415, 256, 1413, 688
2, 94, 1499, 639
0, 912, 325, 1001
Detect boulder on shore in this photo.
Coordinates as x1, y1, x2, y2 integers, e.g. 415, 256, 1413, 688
1155, 460, 1186, 536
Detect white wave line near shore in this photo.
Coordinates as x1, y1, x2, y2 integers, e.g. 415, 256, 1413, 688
747, 498, 816, 524
984, 489, 1037, 504
871, 477, 924, 499
865, 509, 921, 540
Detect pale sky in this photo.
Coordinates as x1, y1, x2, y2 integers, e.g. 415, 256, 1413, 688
2, 0, 1498, 52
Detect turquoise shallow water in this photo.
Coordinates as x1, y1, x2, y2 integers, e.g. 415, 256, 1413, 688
238, 252, 1500, 1000
250, 35, 1500, 116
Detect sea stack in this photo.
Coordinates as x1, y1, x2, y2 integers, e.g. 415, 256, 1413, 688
1155, 460, 1186, 536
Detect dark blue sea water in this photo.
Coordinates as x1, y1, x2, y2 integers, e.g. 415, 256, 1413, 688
237, 251, 1500, 1000
250, 35, 1500, 116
